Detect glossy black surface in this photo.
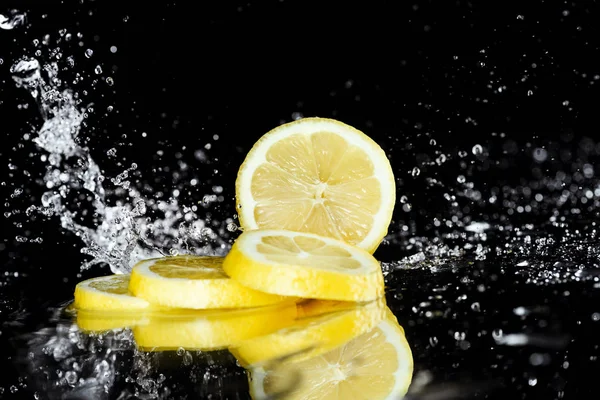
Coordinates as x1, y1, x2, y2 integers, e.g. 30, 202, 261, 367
2, 1, 600, 399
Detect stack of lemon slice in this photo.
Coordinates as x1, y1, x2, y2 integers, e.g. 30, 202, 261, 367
72, 118, 413, 399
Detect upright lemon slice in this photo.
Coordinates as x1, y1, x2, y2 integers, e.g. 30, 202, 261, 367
74, 274, 150, 311
230, 297, 386, 367
248, 309, 413, 400
133, 300, 298, 351
223, 229, 385, 301
236, 117, 395, 253
129, 255, 289, 309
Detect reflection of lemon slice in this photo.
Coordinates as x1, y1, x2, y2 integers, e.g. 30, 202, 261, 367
133, 300, 298, 351
74, 274, 150, 311
249, 308, 413, 400
129, 255, 290, 309
235, 117, 395, 253
76, 310, 149, 333
230, 297, 386, 367
223, 229, 384, 301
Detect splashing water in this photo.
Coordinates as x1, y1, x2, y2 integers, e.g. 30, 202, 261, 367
0, 10, 26, 30
10, 57, 228, 273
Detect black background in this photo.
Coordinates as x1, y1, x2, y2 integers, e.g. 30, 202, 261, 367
2, 0, 600, 399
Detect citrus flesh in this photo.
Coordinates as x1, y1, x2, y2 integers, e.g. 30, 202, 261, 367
248, 308, 413, 400
235, 117, 395, 253
129, 255, 290, 309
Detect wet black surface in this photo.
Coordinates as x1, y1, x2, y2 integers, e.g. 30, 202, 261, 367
2, 1, 600, 399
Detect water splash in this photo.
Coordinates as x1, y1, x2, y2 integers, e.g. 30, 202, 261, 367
0, 10, 26, 30
10, 57, 227, 273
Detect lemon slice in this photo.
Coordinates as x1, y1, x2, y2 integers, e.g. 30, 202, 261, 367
133, 300, 298, 351
230, 297, 386, 367
76, 310, 149, 333
236, 117, 395, 253
129, 255, 290, 309
74, 274, 150, 311
223, 229, 385, 301
248, 308, 413, 400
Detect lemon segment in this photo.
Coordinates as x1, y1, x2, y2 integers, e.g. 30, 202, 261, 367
248, 308, 413, 400
133, 300, 298, 351
223, 230, 385, 302
74, 274, 150, 311
236, 117, 395, 253
230, 297, 386, 367
129, 255, 290, 309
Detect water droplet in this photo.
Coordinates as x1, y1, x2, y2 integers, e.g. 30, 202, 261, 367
472, 144, 483, 155
435, 154, 447, 165
411, 167, 420, 177
527, 89, 534, 96
291, 111, 303, 120
94, 65, 103, 74
471, 302, 481, 312
226, 222, 238, 232
400, 195, 408, 203
429, 336, 439, 347
84, 49, 93, 58
65, 370, 78, 385
106, 77, 114, 86
106, 148, 117, 157
454, 331, 466, 341
457, 175, 466, 183
528, 378, 537, 386
458, 150, 468, 158
533, 148, 548, 162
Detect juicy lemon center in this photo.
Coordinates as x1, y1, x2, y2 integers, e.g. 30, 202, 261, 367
313, 182, 328, 203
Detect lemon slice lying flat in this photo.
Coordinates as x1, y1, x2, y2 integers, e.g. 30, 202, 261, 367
129, 255, 289, 309
230, 297, 386, 367
223, 229, 385, 301
76, 310, 149, 333
249, 308, 413, 400
236, 117, 395, 253
133, 300, 298, 351
74, 274, 150, 311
